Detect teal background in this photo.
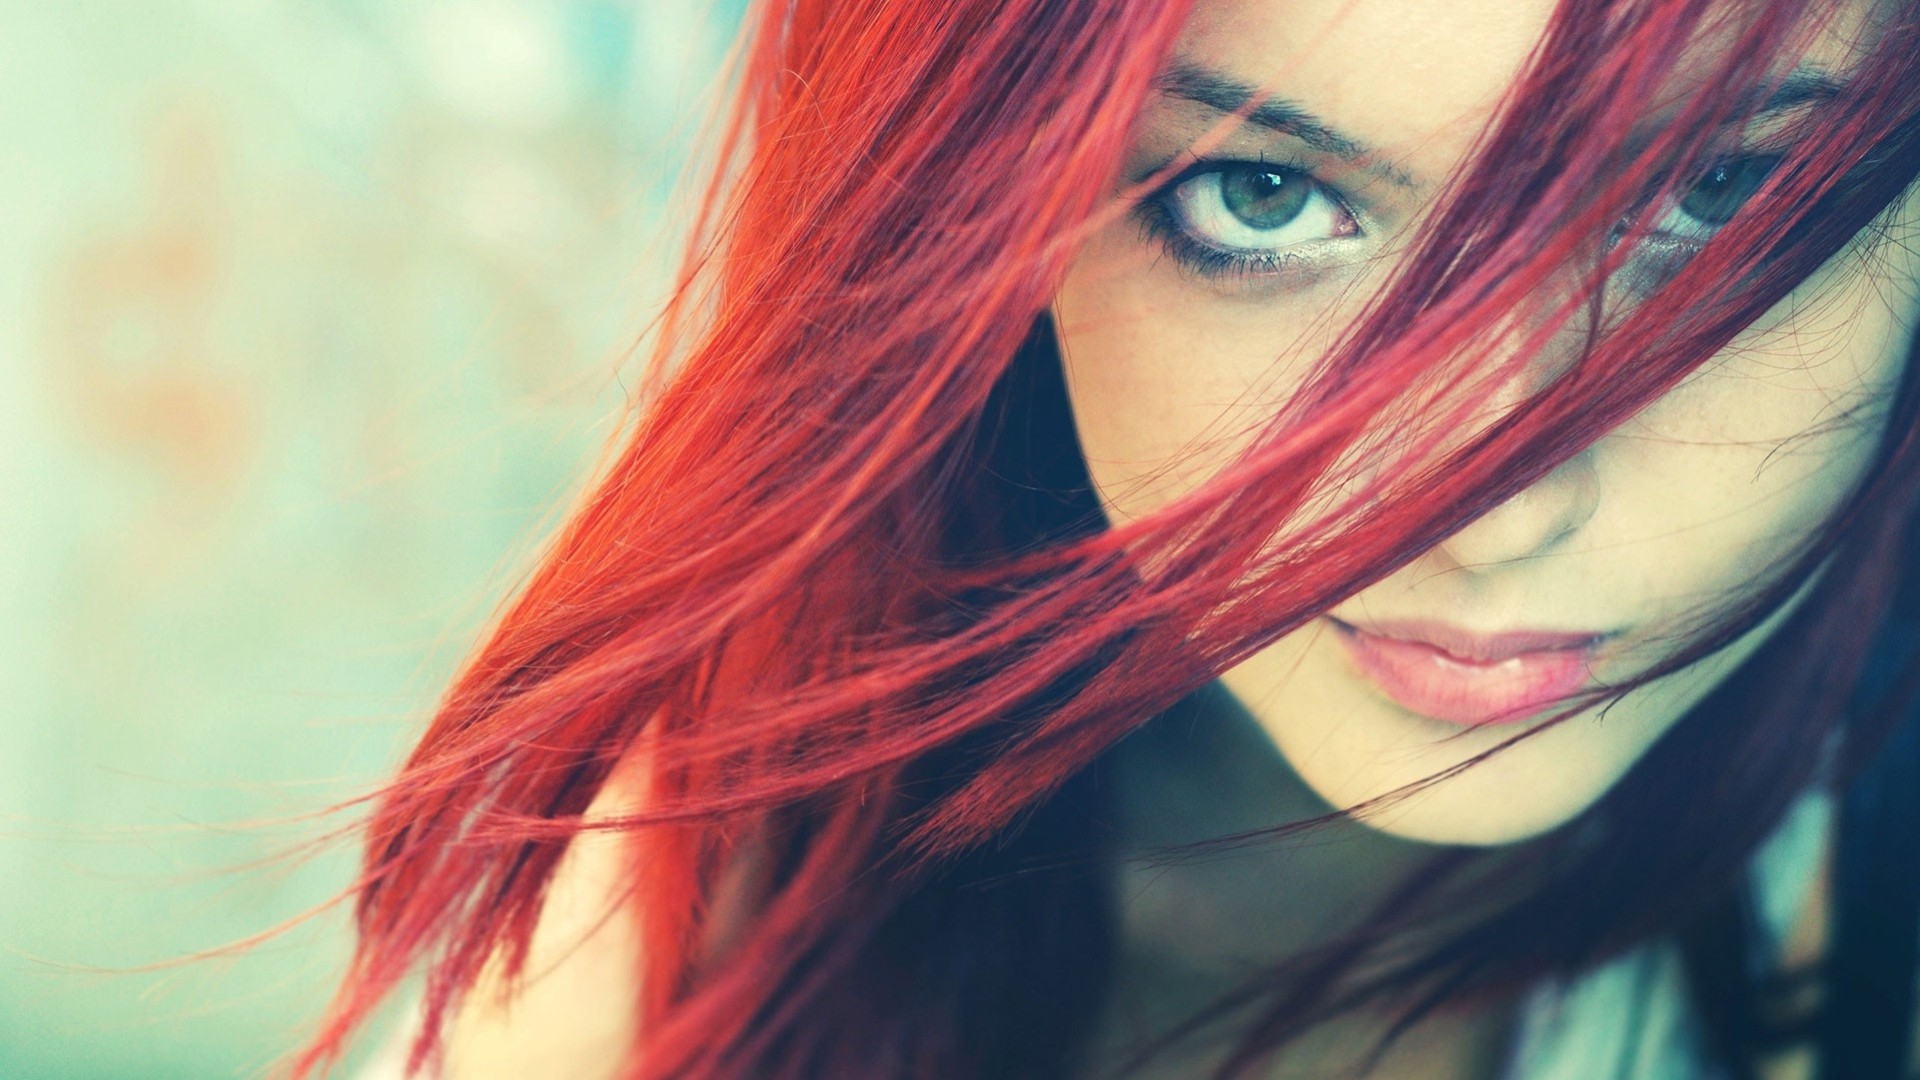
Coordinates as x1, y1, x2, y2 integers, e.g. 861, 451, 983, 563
1, 4, 735, 1076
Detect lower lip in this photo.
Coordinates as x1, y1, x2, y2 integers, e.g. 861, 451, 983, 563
1330, 621, 1599, 727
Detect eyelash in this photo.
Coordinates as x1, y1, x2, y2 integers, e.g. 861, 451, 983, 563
1132, 156, 1363, 283
1132, 152, 1783, 286
1612, 152, 1783, 287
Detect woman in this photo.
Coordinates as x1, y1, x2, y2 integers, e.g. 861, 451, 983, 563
303, 0, 1920, 1076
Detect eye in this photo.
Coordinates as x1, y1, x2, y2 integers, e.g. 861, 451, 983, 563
1609, 153, 1783, 293
1647, 154, 1780, 240
1157, 163, 1361, 264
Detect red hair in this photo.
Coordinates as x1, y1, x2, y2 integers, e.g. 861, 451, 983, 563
292, 0, 1920, 1076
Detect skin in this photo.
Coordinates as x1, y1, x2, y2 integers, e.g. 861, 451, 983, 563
1057, 0, 1919, 850
1055, 0, 1920, 1074
425, 2, 1919, 1078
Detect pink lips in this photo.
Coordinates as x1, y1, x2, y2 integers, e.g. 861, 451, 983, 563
1329, 618, 1603, 727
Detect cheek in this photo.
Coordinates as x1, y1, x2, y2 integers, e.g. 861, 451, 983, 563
1057, 185, 1920, 849
1053, 233, 1368, 522
1609, 238, 1917, 594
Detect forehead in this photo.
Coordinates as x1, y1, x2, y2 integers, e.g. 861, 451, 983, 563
1169, 0, 1878, 183
1173, 0, 1549, 163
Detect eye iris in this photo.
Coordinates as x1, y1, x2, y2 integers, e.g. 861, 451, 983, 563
1221, 168, 1312, 230
1679, 157, 1775, 226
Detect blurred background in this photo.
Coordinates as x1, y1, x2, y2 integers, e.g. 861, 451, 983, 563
1, 3, 740, 1076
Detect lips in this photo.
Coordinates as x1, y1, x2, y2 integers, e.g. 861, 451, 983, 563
1328, 617, 1604, 727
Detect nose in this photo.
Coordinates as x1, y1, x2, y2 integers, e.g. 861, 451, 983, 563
1431, 300, 1602, 570
1433, 449, 1600, 569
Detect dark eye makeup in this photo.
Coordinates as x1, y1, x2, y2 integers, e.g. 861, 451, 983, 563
1611, 152, 1784, 291
1131, 148, 1783, 288
1131, 155, 1364, 284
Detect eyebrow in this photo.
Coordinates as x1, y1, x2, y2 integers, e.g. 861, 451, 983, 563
1752, 66, 1846, 115
1150, 60, 1848, 191
1152, 59, 1420, 189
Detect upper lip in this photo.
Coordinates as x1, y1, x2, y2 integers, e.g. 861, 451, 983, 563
1329, 617, 1607, 664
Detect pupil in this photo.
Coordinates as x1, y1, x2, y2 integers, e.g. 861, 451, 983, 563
1679, 157, 1774, 226
1222, 168, 1311, 230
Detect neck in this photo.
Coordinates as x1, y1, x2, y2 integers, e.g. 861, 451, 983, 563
1094, 680, 1489, 1070
1107, 680, 1448, 964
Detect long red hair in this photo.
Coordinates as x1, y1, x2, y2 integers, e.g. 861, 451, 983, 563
293, 0, 1920, 1076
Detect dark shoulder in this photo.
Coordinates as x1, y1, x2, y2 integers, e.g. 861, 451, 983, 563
1743, 790, 1920, 1080
1752, 820, 1830, 1080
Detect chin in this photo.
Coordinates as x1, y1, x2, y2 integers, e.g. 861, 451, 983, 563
1273, 698, 1664, 848
1332, 775, 1598, 847
1220, 620, 1725, 850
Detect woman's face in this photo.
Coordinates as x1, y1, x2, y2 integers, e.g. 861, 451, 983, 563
1055, 0, 1920, 844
